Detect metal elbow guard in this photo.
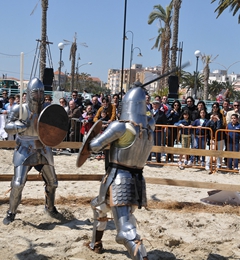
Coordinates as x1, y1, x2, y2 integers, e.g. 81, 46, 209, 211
90, 121, 126, 153
4, 121, 27, 135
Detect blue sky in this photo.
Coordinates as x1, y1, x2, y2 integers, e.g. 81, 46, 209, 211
0, 0, 240, 83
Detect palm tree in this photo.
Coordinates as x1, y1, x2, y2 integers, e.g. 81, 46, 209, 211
208, 80, 223, 100
69, 34, 77, 92
211, 0, 240, 23
150, 27, 166, 78
171, 0, 182, 71
181, 71, 204, 95
148, 4, 173, 87
201, 54, 218, 100
40, 0, 48, 81
221, 81, 240, 100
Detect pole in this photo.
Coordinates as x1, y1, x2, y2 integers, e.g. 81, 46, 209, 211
194, 56, 199, 98
120, 0, 127, 100
19, 52, 24, 120
128, 43, 133, 90
58, 49, 62, 90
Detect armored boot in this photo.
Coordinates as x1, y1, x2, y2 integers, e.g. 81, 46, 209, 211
44, 185, 60, 219
3, 182, 25, 225
85, 230, 104, 254
3, 211, 16, 225
92, 230, 104, 254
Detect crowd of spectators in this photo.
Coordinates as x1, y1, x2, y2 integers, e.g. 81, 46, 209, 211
1, 87, 240, 171
146, 94, 240, 172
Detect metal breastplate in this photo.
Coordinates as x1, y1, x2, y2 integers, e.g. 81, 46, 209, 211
109, 127, 154, 168
22, 113, 39, 137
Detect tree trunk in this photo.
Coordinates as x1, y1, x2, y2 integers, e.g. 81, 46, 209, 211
171, 0, 182, 72
40, 0, 48, 82
203, 65, 209, 100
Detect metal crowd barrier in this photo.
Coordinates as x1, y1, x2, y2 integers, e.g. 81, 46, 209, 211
148, 124, 240, 173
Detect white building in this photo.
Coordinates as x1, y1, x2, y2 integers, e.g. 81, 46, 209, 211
209, 69, 240, 84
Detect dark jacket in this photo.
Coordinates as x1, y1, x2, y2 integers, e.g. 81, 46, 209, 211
192, 118, 209, 135
181, 105, 198, 122
174, 119, 191, 135
167, 110, 181, 125
205, 118, 224, 140
152, 110, 168, 125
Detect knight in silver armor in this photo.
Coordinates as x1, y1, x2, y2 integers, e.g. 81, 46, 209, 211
86, 87, 155, 260
3, 77, 59, 225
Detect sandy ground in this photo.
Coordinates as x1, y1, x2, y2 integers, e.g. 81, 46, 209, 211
1, 149, 240, 260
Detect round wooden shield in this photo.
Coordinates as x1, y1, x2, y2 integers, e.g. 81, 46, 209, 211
76, 119, 102, 168
37, 104, 69, 147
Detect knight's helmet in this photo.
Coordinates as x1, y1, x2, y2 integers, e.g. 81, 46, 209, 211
120, 86, 147, 128
27, 77, 45, 113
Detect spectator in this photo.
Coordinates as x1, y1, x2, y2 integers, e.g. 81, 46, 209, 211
2, 95, 16, 140
68, 100, 82, 152
226, 100, 240, 124
93, 97, 116, 123
107, 94, 112, 104
91, 95, 101, 114
146, 94, 152, 113
161, 96, 171, 116
208, 102, 223, 126
205, 110, 224, 171
98, 92, 104, 104
174, 110, 192, 169
44, 95, 52, 107
0, 100, 7, 140
82, 105, 94, 118
95, 109, 110, 160
22, 93, 27, 103
155, 95, 168, 114
71, 90, 82, 109
180, 96, 198, 162
226, 114, 240, 170
220, 99, 232, 165
80, 111, 94, 143
0, 91, 9, 106
2, 95, 16, 116
112, 93, 120, 119
181, 96, 198, 122
166, 100, 182, 162
149, 100, 167, 163
196, 100, 210, 119
14, 94, 20, 104
220, 99, 232, 128
59, 98, 69, 113
188, 109, 208, 167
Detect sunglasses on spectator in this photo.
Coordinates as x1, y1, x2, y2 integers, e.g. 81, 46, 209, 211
234, 104, 239, 107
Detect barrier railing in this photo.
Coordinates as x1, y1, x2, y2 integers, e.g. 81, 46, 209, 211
1, 125, 240, 188
149, 124, 240, 173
